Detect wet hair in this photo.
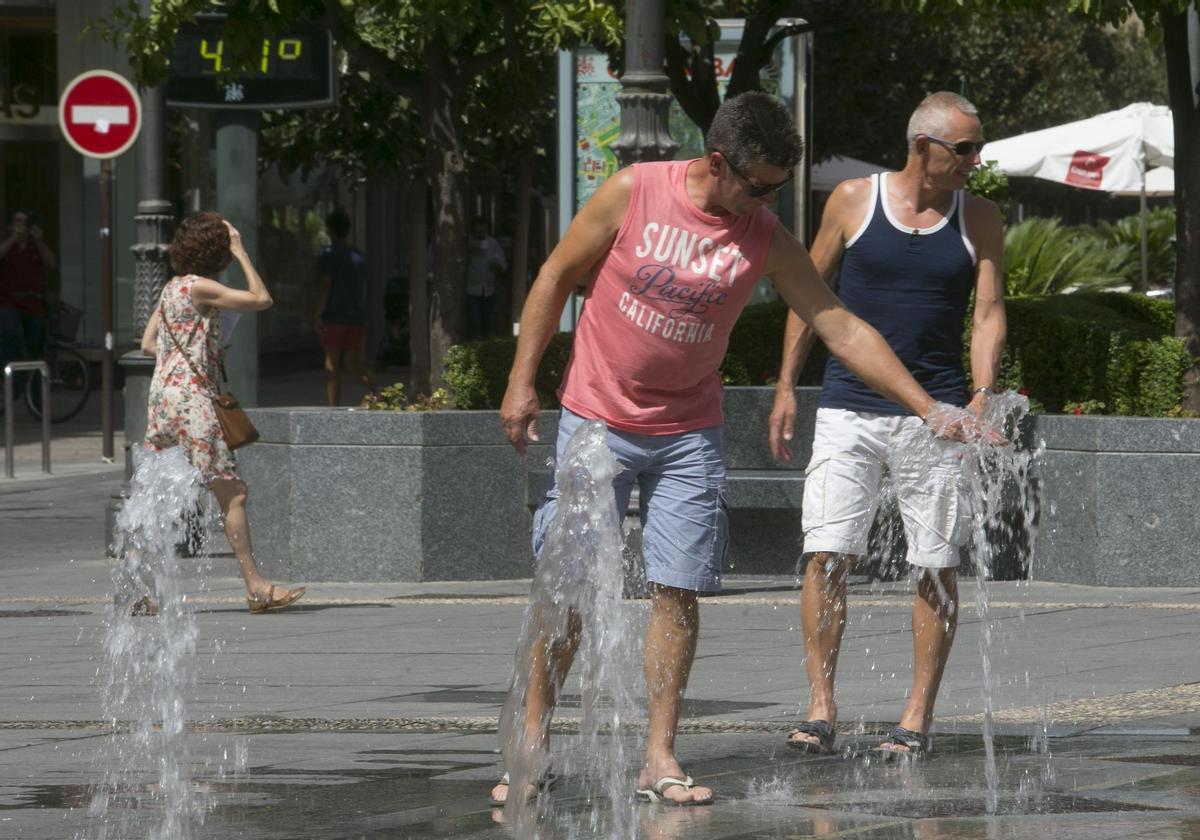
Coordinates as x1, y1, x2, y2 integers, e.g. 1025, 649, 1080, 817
326, 208, 351, 239
907, 92, 980, 152
705, 91, 804, 172
169, 211, 232, 277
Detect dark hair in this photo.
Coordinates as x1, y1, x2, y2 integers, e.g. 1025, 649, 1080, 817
326, 209, 351, 239
169, 211, 232, 277
705, 91, 803, 172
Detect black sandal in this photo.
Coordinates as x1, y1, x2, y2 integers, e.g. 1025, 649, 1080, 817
876, 725, 929, 760
787, 719, 836, 754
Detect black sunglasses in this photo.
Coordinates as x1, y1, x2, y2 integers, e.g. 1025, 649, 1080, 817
923, 135, 986, 157
716, 151, 793, 198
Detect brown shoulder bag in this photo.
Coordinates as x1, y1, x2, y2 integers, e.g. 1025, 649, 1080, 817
160, 305, 260, 450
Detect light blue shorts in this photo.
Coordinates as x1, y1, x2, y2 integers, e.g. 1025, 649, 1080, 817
532, 409, 729, 592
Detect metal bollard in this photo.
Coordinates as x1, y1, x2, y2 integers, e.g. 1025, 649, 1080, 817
4, 361, 51, 479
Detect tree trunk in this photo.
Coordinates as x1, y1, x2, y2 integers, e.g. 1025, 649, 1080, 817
422, 46, 469, 388
1163, 11, 1200, 411
407, 176, 431, 395
510, 152, 533, 327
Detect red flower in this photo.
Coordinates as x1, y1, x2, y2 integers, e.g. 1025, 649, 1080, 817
1018, 387, 1029, 396
1072, 407, 1083, 415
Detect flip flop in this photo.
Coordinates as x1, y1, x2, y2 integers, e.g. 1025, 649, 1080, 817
488, 769, 558, 807
787, 719, 836, 754
635, 775, 714, 807
876, 725, 929, 760
247, 585, 306, 614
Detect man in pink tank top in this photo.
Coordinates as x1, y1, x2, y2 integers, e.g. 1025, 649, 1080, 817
494, 92, 988, 808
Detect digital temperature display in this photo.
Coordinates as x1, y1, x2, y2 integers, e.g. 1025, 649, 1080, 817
165, 16, 335, 109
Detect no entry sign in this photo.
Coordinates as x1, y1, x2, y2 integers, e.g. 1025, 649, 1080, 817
57, 70, 142, 159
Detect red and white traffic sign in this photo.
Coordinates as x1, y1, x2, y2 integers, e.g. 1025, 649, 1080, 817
58, 70, 142, 159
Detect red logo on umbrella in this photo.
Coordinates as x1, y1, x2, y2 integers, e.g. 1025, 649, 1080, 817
1065, 150, 1110, 189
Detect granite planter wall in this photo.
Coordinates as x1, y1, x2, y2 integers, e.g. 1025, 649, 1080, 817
239, 394, 1200, 587
1030, 415, 1200, 586
238, 407, 558, 582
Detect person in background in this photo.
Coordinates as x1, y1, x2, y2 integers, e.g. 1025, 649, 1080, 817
316, 209, 376, 406
142, 212, 306, 614
465, 217, 507, 339
0, 209, 57, 371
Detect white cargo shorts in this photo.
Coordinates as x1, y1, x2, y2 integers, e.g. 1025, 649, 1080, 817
801, 407, 971, 569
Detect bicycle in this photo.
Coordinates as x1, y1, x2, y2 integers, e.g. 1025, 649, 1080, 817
0, 302, 91, 423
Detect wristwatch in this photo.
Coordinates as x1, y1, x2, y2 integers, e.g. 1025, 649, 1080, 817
973, 386, 995, 396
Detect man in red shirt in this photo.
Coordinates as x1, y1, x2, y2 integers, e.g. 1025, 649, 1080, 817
0, 210, 57, 369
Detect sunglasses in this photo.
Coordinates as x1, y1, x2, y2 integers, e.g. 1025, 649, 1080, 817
716, 151, 793, 198
923, 135, 986, 157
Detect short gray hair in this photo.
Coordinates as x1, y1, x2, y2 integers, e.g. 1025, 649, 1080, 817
906, 92, 979, 152
706, 91, 804, 172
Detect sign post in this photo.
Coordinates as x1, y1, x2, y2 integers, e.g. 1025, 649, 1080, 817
58, 70, 142, 462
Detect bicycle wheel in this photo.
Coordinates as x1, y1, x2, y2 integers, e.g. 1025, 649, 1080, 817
25, 348, 91, 423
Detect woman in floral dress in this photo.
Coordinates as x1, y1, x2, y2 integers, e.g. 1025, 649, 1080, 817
141, 212, 305, 613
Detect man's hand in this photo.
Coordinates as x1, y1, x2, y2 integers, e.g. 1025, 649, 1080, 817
500, 382, 541, 455
967, 389, 988, 420
768, 386, 797, 462
925, 403, 1008, 445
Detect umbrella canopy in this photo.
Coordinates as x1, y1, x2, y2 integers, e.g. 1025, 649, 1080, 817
1114, 165, 1174, 198
980, 102, 1173, 193
812, 155, 888, 192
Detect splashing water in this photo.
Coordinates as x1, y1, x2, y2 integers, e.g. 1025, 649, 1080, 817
499, 420, 642, 838
931, 393, 1042, 813
85, 447, 215, 840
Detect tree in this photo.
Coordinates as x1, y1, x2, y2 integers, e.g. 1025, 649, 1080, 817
107, 0, 620, 390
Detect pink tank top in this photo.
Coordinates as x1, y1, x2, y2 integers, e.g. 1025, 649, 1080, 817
559, 160, 778, 434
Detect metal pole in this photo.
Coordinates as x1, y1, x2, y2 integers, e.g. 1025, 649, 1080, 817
1140, 179, 1149, 293
609, 0, 678, 166
4, 367, 13, 479
100, 158, 115, 461
4, 361, 51, 478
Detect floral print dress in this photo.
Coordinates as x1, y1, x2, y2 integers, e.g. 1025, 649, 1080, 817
144, 276, 238, 482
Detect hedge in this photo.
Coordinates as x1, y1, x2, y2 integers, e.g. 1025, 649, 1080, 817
444, 292, 1191, 416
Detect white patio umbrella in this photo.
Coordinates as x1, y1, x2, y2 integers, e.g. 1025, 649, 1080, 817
980, 102, 1174, 289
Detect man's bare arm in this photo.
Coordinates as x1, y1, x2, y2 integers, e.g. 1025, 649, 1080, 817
500, 168, 634, 453
768, 179, 864, 460
965, 197, 1006, 415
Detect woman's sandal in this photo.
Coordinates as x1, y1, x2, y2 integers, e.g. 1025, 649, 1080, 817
876, 725, 929, 760
247, 585, 306, 614
488, 769, 558, 807
787, 719, 836, 754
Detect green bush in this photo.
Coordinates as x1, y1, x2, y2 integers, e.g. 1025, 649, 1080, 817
996, 292, 1187, 415
1088, 206, 1177, 288
443, 332, 574, 410
718, 301, 828, 386
443, 293, 1189, 417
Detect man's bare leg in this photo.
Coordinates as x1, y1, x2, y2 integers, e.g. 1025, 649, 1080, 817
883, 567, 958, 752
490, 612, 581, 804
635, 584, 712, 804
789, 552, 850, 746
323, 348, 343, 406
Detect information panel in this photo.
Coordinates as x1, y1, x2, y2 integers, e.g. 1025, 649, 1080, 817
165, 16, 335, 109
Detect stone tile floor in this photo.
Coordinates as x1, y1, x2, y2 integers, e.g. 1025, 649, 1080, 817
5, 729, 1200, 838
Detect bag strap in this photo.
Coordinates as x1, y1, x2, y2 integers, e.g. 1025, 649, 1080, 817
159, 299, 219, 396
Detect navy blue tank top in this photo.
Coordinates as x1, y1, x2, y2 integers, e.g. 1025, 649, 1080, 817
819, 172, 977, 415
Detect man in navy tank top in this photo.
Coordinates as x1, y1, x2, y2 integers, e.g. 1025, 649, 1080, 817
768, 92, 1006, 759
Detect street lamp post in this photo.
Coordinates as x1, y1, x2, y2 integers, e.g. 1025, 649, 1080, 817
608, 0, 678, 166
108, 75, 173, 550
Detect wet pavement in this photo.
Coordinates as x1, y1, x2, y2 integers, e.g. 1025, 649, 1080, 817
4, 446, 1200, 836
6, 727, 1200, 838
